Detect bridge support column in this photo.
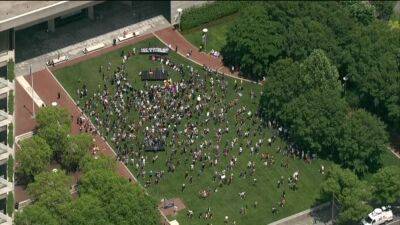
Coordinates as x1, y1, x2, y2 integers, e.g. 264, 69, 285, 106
48, 19, 55, 32
88, 6, 94, 20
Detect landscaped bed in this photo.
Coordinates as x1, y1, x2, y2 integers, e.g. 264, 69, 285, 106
55, 37, 332, 225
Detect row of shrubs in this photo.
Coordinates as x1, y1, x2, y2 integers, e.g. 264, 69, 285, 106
180, 1, 247, 31
7, 60, 14, 82
8, 90, 13, 115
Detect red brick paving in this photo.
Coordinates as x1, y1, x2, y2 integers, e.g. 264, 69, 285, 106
154, 27, 244, 80
15, 68, 138, 204
15, 81, 38, 136
24, 69, 137, 182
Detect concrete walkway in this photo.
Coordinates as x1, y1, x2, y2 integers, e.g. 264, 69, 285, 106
268, 202, 335, 225
15, 76, 45, 107
15, 15, 170, 76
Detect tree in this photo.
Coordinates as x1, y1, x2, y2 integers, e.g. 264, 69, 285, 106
371, 166, 400, 205
259, 58, 301, 120
348, 2, 376, 25
371, 0, 396, 20
285, 17, 339, 62
16, 136, 52, 182
37, 123, 70, 161
338, 109, 388, 176
321, 165, 372, 225
260, 49, 342, 122
36, 106, 71, 131
61, 133, 93, 172
27, 170, 72, 215
36, 106, 71, 160
223, 1, 400, 132
80, 154, 117, 173
221, 4, 285, 80
281, 89, 348, 158
343, 21, 400, 131
79, 169, 159, 225
61, 194, 109, 225
14, 205, 59, 225
298, 49, 342, 93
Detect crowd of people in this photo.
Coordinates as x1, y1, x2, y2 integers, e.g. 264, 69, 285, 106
75, 46, 322, 223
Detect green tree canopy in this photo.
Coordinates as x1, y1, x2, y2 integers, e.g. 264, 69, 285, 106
36, 106, 71, 160
371, 0, 396, 20
281, 89, 348, 158
61, 133, 93, 172
344, 22, 400, 131
14, 205, 59, 225
338, 109, 388, 176
259, 58, 301, 120
260, 49, 342, 122
371, 165, 400, 205
16, 136, 52, 182
221, 4, 285, 80
27, 170, 72, 215
298, 49, 342, 93
36, 106, 71, 131
80, 154, 117, 173
79, 169, 159, 225
61, 194, 110, 225
224, 1, 400, 131
321, 165, 372, 225
347, 2, 376, 25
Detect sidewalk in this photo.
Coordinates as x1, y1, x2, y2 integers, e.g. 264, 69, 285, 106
154, 27, 257, 84
268, 202, 334, 225
15, 15, 170, 76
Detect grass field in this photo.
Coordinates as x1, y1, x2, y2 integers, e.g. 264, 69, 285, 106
54, 38, 358, 225
182, 14, 238, 53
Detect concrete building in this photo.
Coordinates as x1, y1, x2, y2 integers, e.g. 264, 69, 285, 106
0, 1, 209, 67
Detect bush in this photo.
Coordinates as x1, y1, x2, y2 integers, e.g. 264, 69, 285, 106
7, 124, 13, 147
7, 192, 14, 216
180, 1, 247, 30
7, 60, 14, 82
8, 90, 13, 115
7, 155, 13, 182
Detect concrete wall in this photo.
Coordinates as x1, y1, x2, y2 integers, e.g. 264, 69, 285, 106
0, 1, 103, 32
170, 1, 211, 16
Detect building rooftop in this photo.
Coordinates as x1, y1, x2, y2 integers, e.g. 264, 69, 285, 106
0, 1, 59, 22
0, 1, 100, 32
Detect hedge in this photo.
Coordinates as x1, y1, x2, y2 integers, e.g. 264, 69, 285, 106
7, 155, 13, 182
180, 1, 247, 31
7, 60, 14, 82
8, 124, 13, 147
7, 192, 14, 216
8, 90, 13, 115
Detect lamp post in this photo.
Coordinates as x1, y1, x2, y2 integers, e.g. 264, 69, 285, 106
177, 8, 183, 31
202, 28, 208, 52
343, 75, 349, 95
30, 64, 35, 118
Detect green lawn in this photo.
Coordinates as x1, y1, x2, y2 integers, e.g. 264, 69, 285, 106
182, 14, 238, 52
55, 38, 332, 225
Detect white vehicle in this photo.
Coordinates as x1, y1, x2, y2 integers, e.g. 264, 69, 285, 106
361, 206, 394, 225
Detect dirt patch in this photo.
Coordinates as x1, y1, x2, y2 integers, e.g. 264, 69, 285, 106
159, 198, 187, 217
